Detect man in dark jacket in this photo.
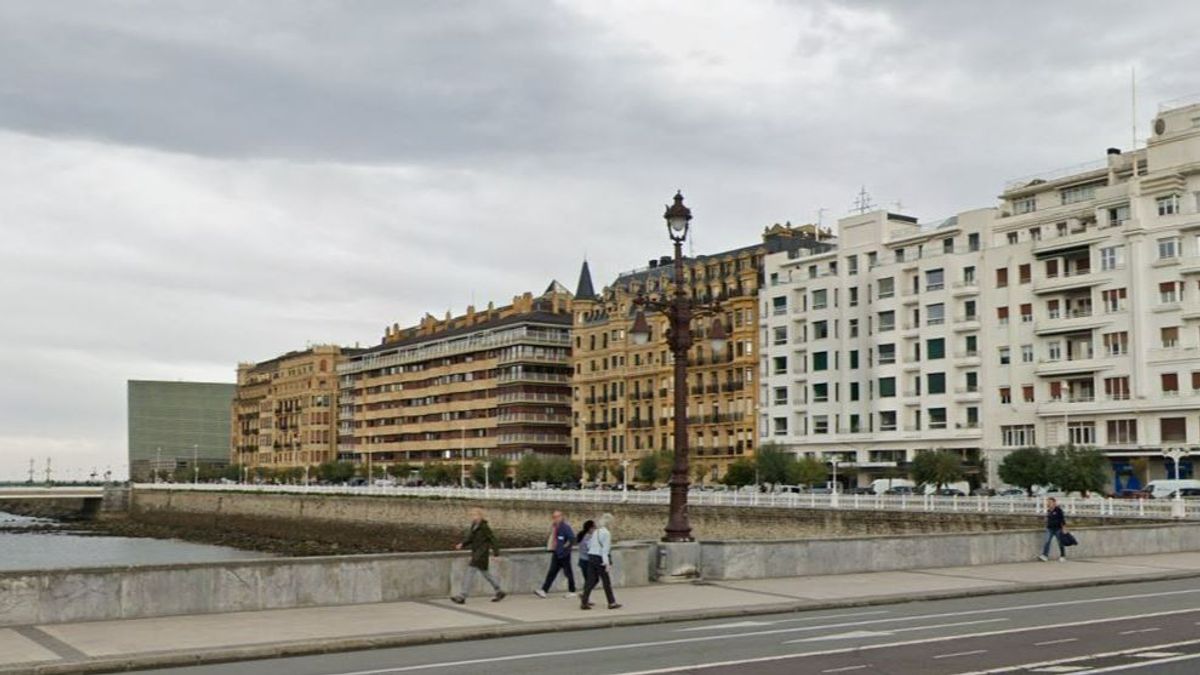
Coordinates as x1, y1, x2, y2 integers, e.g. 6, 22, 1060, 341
536, 510, 577, 598
1039, 497, 1068, 562
451, 507, 505, 604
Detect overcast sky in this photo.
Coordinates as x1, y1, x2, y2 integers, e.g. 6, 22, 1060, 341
2, 0, 1199, 480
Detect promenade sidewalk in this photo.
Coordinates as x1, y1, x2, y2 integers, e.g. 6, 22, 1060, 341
4, 551, 1200, 674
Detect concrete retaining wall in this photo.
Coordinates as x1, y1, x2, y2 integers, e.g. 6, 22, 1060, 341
0, 543, 655, 627
699, 522, 1200, 579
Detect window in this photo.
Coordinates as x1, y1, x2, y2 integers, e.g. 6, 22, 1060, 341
1020, 303, 1032, 323
772, 296, 788, 315
1061, 182, 1099, 205
1014, 197, 1036, 214
772, 387, 788, 406
772, 417, 788, 436
926, 268, 945, 291
927, 303, 945, 325
813, 321, 829, 340
927, 338, 945, 360
1045, 258, 1059, 278
1162, 372, 1180, 395
895, 248, 906, 263
943, 237, 954, 254
964, 299, 977, 320
879, 377, 896, 398
1100, 245, 1123, 270
1021, 344, 1034, 363
849, 350, 859, 369
1019, 264, 1031, 284
849, 287, 859, 307
772, 326, 787, 345
812, 352, 828, 371
879, 411, 897, 431
962, 266, 976, 285
999, 386, 1012, 404
1159, 237, 1180, 259
1104, 376, 1130, 401
996, 267, 1008, 287
1002, 425, 1036, 447
1103, 332, 1129, 356
877, 277, 895, 299
812, 289, 828, 310
927, 373, 946, 394
849, 319, 859, 338
1030, 226, 1042, 241
812, 416, 829, 434
1161, 417, 1187, 443
878, 343, 896, 364
999, 347, 1011, 365
1102, 288, 1127, 313
1047, 340, 1062, 361
1107, 204, 1130, 227
1023, 385, 1035, 403
1160, 281, 1182, 304
965, 371, 978, 392
1007, 231, 1019, 245
968, 233, 980, 251
997, 306, 1009, 325
847, 256, 858, 275
1193, 371, 1200, 391
1162, 326, 1180, 348
965, 335, 978, 355
1067, 422, 1096, 445
812, 383, 829, 402
772, 356, 788, 375
850, 382, 860, 401
1157, 194, 1180, 217
928, 408, 947, 429
1107, 419, 1138, 444
878, 311, 895, 332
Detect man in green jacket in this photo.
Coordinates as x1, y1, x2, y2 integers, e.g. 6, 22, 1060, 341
451, 507, 506, 604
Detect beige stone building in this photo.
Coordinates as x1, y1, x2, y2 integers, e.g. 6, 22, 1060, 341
337, 286, 574, 472
571, 224, 833, 480
231, 345, 348, 469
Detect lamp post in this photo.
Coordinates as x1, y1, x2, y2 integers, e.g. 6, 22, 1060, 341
621, 459, 631, 502
1163, 447, 1191, 517
629, 191, 728, 542
192, 444, 199, 485
830, 457, 841, 508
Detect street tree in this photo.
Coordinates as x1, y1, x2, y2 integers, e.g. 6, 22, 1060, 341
912, 450, 964, 490
722, 458, 756, 487
755, 443, 793, 484
1048, 445, 1107, 496
515, 454, 545, 486
998, 447, 1051, 496
788, 456, 827, 487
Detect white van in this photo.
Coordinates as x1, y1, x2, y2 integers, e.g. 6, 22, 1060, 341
870, 478, 916, 495
1144, 479, 1200, 499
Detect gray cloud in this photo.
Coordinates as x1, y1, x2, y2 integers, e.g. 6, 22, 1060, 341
2, 0, 1200, 478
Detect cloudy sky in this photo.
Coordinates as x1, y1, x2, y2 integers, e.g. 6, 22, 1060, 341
2, 0, 1199, 480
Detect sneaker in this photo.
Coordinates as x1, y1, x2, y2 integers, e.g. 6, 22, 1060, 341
534, 589, 547, 599
491, 591, 507, 602
1058, 557, 1067, 563
580, 603, 592, 611
450, 596, 465, 605
608, 603, 622, 610
564, 592, 577, 599
1037, 555, 1048, 562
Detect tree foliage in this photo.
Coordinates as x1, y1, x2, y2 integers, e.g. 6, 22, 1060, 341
755, 444, 793, 484
912, 450, 964, 490
515, 454, 545, 487
1047, 446, 1107, 496
998, 447, 1051, 496
789, 456, 828, 487
722, 458, 756, 487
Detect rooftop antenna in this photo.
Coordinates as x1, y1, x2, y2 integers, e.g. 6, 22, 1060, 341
850, 186, 875, 215
1131, 65, 1139, 178
816, 207, 827, 228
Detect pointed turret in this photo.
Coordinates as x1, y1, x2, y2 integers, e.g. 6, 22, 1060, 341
575, 260, 596, 300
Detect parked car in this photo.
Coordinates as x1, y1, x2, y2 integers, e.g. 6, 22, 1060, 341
935, 488, 967, 497
1144, 479, 1200, 500
884, 486, 916, 496
1116, 488, 1153, 499
847, 487, 875, 495
996, 487, 1026, 497
1167, 487, 1200, 499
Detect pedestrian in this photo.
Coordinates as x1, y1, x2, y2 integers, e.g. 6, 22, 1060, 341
451, 507, 506, 604
580, 512, 620, 610
535, 510, 577, 598
576, 518, 596, 586
1038, 497, 1068, 562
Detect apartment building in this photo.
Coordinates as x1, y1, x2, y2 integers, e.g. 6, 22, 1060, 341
572, 224, 833, 480
231, 345, 348, 469
337, 286, 573, 470
761, 98, 1200, 490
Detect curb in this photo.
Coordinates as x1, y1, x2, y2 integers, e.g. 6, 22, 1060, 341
5, 567, 1200, 675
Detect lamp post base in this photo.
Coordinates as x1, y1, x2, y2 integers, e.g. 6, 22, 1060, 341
657, 541, 701, 580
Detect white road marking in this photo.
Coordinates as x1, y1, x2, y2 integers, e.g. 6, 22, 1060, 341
1117, 628, 1160, 635
1035, 638, 1080, 646
609, 611, 1200, 675
957, 638, 1200, 674
933, 649, 988, 659
1031, 667, 1087, 673
821, 666, 869, 673
1075, 652, 1200, 672
316, 598, 1200, 675
786, 618, 1008, 643
674, 610, 888, 632
1130, 651, 1181, 658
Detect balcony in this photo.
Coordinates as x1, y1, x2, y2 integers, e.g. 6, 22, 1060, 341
952, 316, 981, 332
953, 386, 982, 402
497, 413, 570, 426
497, 433, 570, 446
952, 280, 980, 296
1179, 256, 1200, 275
497, 352, 569, 365
497, 372, 570, 384
1034, 310, 1109, 335
1034, 357, 1110, 376
1148, 346, 1200, 364
497, 392, 570, 404
1032, 228, 1109, 255
1033, 270, 1107, 295
954, 350, 981, 366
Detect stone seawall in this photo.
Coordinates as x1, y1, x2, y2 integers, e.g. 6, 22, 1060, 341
128, 488, 1055, 547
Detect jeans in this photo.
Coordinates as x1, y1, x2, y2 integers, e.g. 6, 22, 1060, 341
1042, 528, 1065, 557
541, 554, 577, 593
581, 554, 616, 605
460, 565, 502, 598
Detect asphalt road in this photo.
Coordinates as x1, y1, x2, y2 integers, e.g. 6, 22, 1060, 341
134, 578, 1200, 675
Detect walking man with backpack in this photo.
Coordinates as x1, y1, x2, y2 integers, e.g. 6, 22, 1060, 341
1038, 497, 1069, 562
535, 510, 577, 598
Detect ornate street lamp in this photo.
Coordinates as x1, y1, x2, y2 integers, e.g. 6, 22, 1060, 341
629, 191, 727, 542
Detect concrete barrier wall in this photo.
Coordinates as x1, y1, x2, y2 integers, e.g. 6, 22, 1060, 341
699, 522, 1200, 579
0, 543, 655, 627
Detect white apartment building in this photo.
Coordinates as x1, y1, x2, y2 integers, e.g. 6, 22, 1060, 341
761, 98, 1200, 491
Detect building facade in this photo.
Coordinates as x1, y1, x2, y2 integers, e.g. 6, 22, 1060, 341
127, 380, 235, 481
231, 345, 346, 469
336, 286, 573, 472
572, 224, 833, 480
760, 98, 1200, 491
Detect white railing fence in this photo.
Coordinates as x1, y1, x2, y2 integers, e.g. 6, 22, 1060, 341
131, 484, 1193, 520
